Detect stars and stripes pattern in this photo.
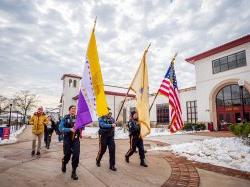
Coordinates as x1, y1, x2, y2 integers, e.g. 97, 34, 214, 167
158, 59, 184, 133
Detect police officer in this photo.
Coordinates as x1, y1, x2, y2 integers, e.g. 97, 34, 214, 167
125, 111, 148, 167
59, 105, 81, 180
96, 108, 117, 171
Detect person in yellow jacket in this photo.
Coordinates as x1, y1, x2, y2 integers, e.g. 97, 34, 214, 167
29, 106, 49, 156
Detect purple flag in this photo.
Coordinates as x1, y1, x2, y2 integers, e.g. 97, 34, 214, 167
75, 90, 93, 130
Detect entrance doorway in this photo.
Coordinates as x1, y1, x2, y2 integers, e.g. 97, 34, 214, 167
216, 84, 250, 130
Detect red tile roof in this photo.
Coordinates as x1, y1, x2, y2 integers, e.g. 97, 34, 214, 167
185, 34, 250, 64
105, 91, 135, 97
72, 91, 135, 100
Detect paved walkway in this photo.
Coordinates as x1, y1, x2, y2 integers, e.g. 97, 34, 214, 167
0, 126, 171, 187
0, 126, 249, 187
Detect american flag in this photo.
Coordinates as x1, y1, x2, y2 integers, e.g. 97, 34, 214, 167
158, 57, 184, 133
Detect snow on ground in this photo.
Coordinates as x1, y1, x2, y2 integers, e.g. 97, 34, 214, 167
149, 137, 250, 172
83, 127, 128, 139
0, 125, 26, 145
83, 127, 209, 139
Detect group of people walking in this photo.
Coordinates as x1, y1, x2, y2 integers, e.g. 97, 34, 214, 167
29, 105, 148, 181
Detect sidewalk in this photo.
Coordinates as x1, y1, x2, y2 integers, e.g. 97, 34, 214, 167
0, 126, 249, 187
0, 126, 171, 187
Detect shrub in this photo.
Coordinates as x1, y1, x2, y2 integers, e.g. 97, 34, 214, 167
229, 123, 250, 137
194, 123, 200, 131
183, 123, 193, 131
183, 122, 206, 131
242, 123, 250, 138
229, 124, 235, 132
234, 124, 244, 136
197, 122, 206, 130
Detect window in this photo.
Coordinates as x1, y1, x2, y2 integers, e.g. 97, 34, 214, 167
69, 79, 72, 87
237, 51, 246, 66
212, 59, 220, 74
228, 54, 236, 69
186, 101, 197, 123
220, 56, 228, 71
212, 50, 246, 74
73, 80, 77, 88
156, 104, 169, 123
123, 108, 127, 123
216, 84, 250, 108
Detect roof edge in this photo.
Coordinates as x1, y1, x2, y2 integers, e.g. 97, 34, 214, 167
185, 34, 250, 64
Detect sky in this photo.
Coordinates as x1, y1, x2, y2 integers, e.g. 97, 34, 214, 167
0, 0, 249, 108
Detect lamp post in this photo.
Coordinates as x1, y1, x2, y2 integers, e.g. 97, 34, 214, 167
16, 111, 19, 131
238, 80, 245, 124
8, 103, 13, 127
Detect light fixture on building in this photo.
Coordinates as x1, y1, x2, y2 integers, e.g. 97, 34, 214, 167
238, 79, 245, 87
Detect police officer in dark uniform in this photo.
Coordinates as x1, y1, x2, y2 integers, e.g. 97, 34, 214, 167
96, 108, 117, 171
59, 105, 81, 180
125, 111, 148, 167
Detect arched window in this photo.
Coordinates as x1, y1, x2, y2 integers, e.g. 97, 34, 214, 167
216, 84, 250, 107
73, 80, 77, 88
216, 84, 250, 125
69, 79, 72, 87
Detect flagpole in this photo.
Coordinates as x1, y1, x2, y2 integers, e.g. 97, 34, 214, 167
93, 16, 97, 32
149, 91, 159, 112
149, 52, 178, 112
146, 43, 151, 52
115, 87, 131, 121
116, 43, 151, 122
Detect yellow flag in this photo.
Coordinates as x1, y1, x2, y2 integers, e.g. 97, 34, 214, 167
87, 29, 109, 117
130, 48, 151, 137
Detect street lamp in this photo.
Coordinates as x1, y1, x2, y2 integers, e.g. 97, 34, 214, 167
16, 111, 19, 131
8, 103, 13, 127
238, 80, 245, 124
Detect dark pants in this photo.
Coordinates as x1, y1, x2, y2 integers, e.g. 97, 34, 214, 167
96, 134, 115, 167
63, 136, 80, 169
125, 135, 145, 160
46, 128, 53, 148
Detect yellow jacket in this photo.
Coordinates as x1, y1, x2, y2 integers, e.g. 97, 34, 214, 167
29, 113, 49, 135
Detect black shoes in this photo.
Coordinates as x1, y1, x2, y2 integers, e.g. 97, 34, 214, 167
71, 171, 78, 180
140, 160, 148, 167
62, 162, 66, 173
96, 161, 101, 167
31, 151, 35, 156
96, 161, 116, 171
125, 156, 129, 163
31, 151, 41, 157
109, 166, 117, 171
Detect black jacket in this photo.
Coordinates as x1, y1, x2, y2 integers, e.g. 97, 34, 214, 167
127, 119, 140, 136
98, 116, 115, 137
59, 114, 80, 139
45, 120, 56, 134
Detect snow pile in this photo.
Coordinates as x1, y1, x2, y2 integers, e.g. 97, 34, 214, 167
83, 127, 209, 139
149, 128, 209, 137
0, 125, 26, 145
83, 127, 129, 139
168, 137, 250, 172
83, 127, 99, 138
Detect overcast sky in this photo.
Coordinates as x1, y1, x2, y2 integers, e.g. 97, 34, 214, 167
0, 0, 249, 108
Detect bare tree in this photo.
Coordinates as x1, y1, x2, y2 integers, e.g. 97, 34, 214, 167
13, 90, 38, 123
0, 95, 9, 114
